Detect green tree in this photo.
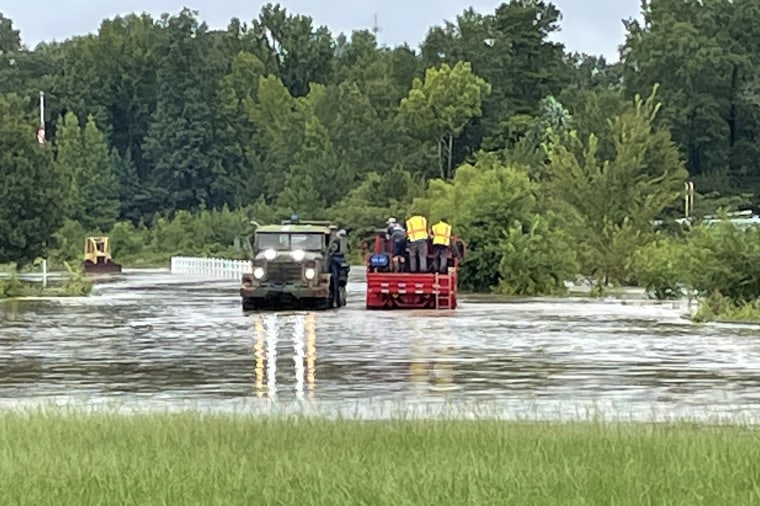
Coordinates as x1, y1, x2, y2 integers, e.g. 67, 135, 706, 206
621, 0, 759, 200
497, 214, 579, 296
543, 85, 689, 285
411, 153, 574, 292
318, 81, 387, 176
248, 3, 335, 97
216, 50, 266, 206
0, 93, 66, 266
79, 115, 120, 231
421, 2, 573, 149
277, 115, 350, 215
493, 95, 575, 180
54, 111, 84, 219
399, 61, 491, 179
247, 74, 306, 201
0, 13, 21, 53
142, 8, 225, 214
111, 147, 142, 224
629, 232, 688, 300
53, 112, 119, 231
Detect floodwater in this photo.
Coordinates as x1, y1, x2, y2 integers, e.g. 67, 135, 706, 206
2, 268, 760, 422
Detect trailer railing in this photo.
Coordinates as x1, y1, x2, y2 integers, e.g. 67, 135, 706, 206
170, 256, 251, 279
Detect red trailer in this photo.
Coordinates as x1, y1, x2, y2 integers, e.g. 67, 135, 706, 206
363, 230, 466, 310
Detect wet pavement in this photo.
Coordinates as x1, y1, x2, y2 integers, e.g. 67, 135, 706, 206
2, 268, 760, 422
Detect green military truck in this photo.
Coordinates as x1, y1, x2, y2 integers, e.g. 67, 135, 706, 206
240, 218, 350, 311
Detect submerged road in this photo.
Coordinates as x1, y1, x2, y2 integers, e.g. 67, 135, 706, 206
1, 268, 760, 422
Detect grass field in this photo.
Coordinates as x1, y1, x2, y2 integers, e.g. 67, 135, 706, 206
1, 409, 759, 505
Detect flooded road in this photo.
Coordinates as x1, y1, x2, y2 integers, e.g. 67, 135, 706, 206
2, 268, 760, 422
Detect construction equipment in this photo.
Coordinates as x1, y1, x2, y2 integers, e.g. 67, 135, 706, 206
240, 217, 350, 311
363, 229, 465, 310
82, 236, 122, 274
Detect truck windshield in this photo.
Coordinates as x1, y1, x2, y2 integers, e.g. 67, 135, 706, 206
256, 233, 324, 251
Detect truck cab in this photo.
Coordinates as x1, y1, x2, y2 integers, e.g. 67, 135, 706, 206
240, 219, 349, 310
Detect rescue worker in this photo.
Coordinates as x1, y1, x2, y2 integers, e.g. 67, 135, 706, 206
386, 217, 406, 272
328, 227, 346, 307
405, 213, 429, 273
431, 217, 452, 274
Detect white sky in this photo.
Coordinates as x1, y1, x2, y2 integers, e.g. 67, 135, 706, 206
1, 0, 642, 61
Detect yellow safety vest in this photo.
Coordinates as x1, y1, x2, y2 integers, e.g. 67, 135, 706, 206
431, 222, 452, 246
406, 216, 428, 242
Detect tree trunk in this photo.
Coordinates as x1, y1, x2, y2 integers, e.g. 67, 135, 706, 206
447, 133, 453, 180
438, 138, 444, 179
728, 64, 738, 148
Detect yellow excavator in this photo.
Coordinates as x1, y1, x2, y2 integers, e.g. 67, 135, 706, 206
82, 236, 122, 274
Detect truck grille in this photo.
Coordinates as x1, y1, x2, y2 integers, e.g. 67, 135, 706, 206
267, 262, 303, 283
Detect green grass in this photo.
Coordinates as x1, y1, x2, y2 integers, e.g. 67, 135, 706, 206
2, 409, 760, 505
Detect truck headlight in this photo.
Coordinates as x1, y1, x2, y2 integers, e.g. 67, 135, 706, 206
291, 249, 305, 261
253, 267, 265, 279
264, 249, 276, 260
304, 267, 316, 280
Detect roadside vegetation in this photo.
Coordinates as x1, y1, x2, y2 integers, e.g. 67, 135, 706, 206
1, 1, 759, 319
1, 409, 759, 505
0, 261, 92, 298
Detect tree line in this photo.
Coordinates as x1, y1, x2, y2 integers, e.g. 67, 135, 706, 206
1, 0, 759, 310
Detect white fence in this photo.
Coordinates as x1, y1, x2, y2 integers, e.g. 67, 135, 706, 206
170, 256, 252, 279
0, 260, 57, 287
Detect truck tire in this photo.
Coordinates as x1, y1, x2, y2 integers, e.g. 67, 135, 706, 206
242, 298, 258, 311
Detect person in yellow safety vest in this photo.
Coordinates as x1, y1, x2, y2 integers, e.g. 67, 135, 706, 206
405, 214, 429, 273
431, 217, 452, 274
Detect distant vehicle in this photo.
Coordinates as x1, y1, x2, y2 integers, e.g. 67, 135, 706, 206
82, 236, 122, 274
363, 229, 465, 310
239, 218, 349, 311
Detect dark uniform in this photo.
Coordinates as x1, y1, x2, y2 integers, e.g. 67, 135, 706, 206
328, 231, 345, 307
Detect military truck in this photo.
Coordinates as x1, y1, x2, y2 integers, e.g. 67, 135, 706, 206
239, 218, 350, 311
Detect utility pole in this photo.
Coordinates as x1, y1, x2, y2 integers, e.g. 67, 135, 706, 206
38, 90, 47, 275
371, 14, 382, 45
37, 90, 45, 144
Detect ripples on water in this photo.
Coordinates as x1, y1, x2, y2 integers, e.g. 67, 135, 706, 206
1, 269, 760, 421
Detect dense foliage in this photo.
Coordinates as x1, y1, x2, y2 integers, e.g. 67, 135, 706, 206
1, 1, 759, 306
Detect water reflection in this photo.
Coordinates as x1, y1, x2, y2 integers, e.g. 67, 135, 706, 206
306, 313, 316, 399
409, 316, 457, 394
253, 316, 265, 398
252, 313, 317, 400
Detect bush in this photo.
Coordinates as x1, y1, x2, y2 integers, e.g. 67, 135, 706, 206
109, 220, 148, 259
683, 222, 760, 303
692, 291, 760, 323
0, 273, 24, 298
629, 234, 686, 300
497, 215, 579, 296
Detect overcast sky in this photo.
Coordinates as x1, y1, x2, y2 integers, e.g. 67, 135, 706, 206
2, 0, 641, 62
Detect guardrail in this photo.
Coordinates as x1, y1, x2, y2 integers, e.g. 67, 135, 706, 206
170, 256, 252, 279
